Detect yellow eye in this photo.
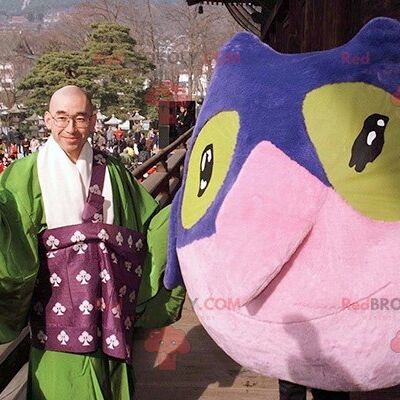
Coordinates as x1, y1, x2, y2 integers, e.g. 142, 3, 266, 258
181, 111, 240, 229
303, 82, 400, 221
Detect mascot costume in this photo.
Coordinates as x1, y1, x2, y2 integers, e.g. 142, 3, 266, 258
164, 17, 400, 391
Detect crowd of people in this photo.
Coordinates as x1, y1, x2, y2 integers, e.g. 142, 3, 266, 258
92, 126, 159, 172
0, 125, 159, 174
0, 131, 41, 173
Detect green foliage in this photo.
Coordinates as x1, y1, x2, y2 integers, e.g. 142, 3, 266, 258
144, 105, 159, 122
19, 22, 155, 117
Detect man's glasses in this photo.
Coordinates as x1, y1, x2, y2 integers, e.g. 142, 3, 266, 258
49, 112, 92, 129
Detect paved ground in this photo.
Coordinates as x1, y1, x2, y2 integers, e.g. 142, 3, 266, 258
133, 299, 400, 400
1, 298, 399, 399
133, 299, 279, 400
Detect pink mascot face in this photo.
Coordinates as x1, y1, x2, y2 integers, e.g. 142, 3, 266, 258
164, 18, 400, 391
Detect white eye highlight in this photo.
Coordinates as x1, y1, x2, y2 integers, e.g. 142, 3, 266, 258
367, 131, 376, 146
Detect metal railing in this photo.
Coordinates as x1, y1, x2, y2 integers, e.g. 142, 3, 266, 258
0, 127, 193, 399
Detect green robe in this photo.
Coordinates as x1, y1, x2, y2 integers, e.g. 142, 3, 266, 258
0, 153, 184, 399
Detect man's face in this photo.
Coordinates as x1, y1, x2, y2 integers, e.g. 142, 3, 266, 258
44, 91, 95, 162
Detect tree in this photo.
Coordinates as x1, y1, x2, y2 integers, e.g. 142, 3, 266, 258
78, 0, 128, 22
18, 51, 93, 111
0, 31, 34, 107
19, 22, 154, 117
149, 0, 241, 97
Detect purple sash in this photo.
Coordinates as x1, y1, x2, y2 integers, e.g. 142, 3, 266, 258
30, 151, 146, 363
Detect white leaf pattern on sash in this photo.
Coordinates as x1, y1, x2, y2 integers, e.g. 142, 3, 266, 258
76, 270, 91, 285
128, 235, 133, 248
116, 232, 123, 246
71, 231, 87, 254
89, 184, 101, 195
79, 331, 93, 346
34, 302, 43, 316
135, 265, 142, 278
124, 316, 132, 330
106, 334, 119, 349
98, 229, 109, 241
119, 285, 127, 297
94, 154, 106, 165
37, 330, 48, 344
79, 300, 94, 315
112, 305, 121, 319
46, 235, 60, 249
47, 250, 58, 258
73, 242, 88, 254
71, 231, 86, 243
57, 330, 69, 345
98, 297, 106, 312
129, 291, 136, 303
52, 302, 66, 316
100, 269, 111, 283
135, 239, 143, 251
124, 261, 132, 272
99, 242, 108, 253
111, 253, 118, 264
50, 273, 62, 287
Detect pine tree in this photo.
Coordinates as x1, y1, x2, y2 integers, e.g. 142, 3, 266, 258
19, 22, 154, 117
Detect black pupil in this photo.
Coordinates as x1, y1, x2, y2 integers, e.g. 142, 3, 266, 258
349, 113, 389, 173
198, 144, 214, 197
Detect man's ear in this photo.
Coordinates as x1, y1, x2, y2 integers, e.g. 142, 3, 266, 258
44, 111, 52, 130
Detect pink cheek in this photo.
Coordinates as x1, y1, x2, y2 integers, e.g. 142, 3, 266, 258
178, 141, 400, 321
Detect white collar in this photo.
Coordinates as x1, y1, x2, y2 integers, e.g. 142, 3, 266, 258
37, 136, 113, 228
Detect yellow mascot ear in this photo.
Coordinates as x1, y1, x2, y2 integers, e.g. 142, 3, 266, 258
303, 82, 400, 221
181, 111, 240, 229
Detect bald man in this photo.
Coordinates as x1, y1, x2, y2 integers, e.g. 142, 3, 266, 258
44, 85, 96, 163
0, 86, 183, 399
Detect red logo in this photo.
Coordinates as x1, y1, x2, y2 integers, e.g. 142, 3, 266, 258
144, 326, 191, 370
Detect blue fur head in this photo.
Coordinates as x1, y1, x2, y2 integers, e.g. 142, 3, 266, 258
164, 17, 400, 289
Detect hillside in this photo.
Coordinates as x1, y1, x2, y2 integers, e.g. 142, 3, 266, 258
0, 0, 81, 16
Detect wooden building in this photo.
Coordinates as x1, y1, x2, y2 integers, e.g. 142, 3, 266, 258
187, 0, 400, 52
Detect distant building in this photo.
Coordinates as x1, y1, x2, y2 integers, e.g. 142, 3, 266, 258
178, 63, 213, 99
0, 63, 14, 91
9, 16, 29, 25
43, 11, 62, 25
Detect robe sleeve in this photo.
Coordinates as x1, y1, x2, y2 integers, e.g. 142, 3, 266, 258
135, 205, 186, 328
106, 158, 185, 328
0, 157, 43, 344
